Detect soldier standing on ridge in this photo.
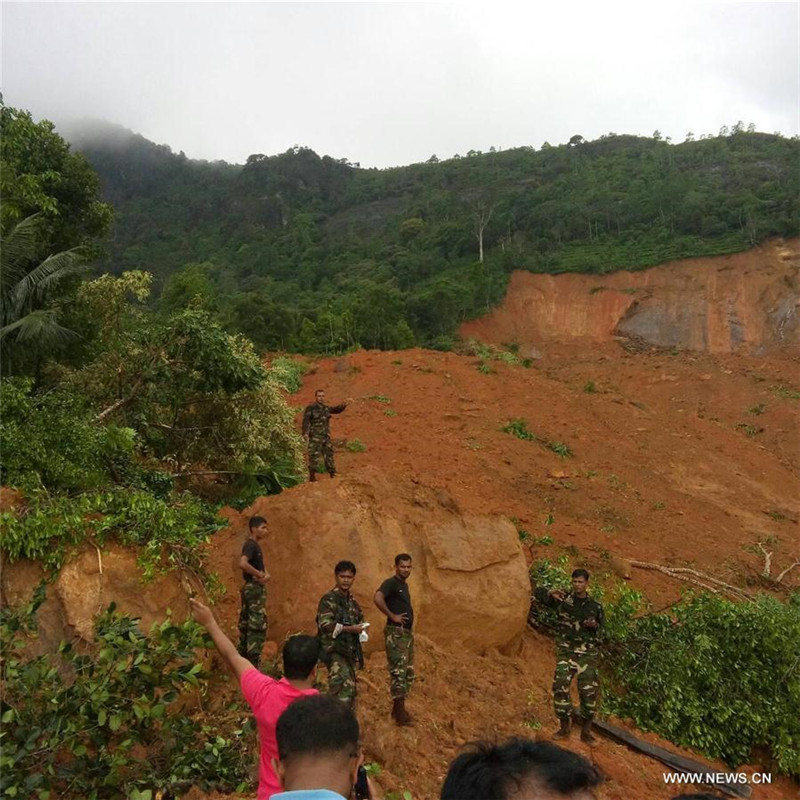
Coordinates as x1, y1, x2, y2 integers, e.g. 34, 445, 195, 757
316, 560, 368, 710
374, 553, 415, 726
238, 515, 270, 668
302, 389, 350, 482
534, 568, 604, 743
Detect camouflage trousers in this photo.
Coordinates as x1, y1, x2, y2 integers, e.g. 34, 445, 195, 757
552, 646, 599, 721
326, 653, 357, 710
308, 434, 336, 475
238, 581, 267, 668
385, 625, 415, 699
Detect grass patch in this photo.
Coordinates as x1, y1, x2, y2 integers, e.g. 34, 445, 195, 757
771, 384, 800, 401
747, 403, 765, 415
384, 409, 397, 417
501, 419, 574, 458
368, 394, 392, 403
736, 422, 764, 437
345, 439, 367, 452
583, 380, 597, 394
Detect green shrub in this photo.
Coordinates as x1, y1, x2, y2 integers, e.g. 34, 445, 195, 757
345, 439, 367, 452
583, 380, 597, 394
368, 394, 392, 403
0, 488, 224, 577
0, 591, 253, 799
0, 378, 142, 494
607, 592, 800, 773
267, 356, 311, 393
501, 419, 574, 457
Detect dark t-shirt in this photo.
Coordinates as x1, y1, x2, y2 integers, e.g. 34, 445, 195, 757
378, 575, 413, 629
242, 538, 264, 582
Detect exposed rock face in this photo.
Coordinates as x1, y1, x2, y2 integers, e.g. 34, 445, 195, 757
213, 466, 531, 654
1, 546, 190, 645
460, 239, 799, 354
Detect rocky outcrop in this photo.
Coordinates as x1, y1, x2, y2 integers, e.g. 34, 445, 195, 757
2, 468, 531, 655
212, 466, 531, 654
460, 239, 799, 354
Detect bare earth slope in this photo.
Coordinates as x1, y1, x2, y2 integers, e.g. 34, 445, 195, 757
461, 238, 799, 354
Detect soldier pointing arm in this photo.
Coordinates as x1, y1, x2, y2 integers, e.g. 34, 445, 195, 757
302, 389, 351, 482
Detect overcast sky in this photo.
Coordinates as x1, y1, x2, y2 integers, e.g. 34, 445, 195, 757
2, 1, 797, 167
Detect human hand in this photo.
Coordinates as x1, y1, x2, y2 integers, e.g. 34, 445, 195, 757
549, 589, 566, 601
189, 597, 214, 628
390, 612, 409, 625
582, 617, 598, 629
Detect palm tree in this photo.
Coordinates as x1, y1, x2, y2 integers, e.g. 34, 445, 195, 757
1, 214, 86, 366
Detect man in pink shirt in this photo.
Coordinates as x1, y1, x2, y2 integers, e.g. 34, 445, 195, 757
190, 598, 320, 799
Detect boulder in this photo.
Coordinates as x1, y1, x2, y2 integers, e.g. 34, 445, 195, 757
212, 466, 530, 654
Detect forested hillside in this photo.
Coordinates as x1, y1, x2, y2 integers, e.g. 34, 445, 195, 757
68, 120, 799, 352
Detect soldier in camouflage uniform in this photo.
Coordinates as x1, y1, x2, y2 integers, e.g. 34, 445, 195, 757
374, 553, 415, 726
534, 568, 604, 743
316, 560, 367, 710
302, 389, 349, 482
238, 516, 270, 668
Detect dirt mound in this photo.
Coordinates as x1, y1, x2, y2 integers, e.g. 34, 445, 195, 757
461, 239, 799, 354
209, 466, 530, 653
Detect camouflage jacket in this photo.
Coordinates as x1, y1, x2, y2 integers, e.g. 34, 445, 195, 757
316, 589, 364, 665
302, 402, 346, 439
534, 588, 605, 652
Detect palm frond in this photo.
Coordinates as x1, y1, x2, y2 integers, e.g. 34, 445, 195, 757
0, 309, 79, 349
0, 214, 43, 285
9, 247, 86, 311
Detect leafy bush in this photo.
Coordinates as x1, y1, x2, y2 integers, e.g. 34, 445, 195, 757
0, 377, 141, 493
345, 438, 367, 452
0, 590, 253, 799
268, 355, 311, 393
0, 487, 224, 576
606, 592, 800, 774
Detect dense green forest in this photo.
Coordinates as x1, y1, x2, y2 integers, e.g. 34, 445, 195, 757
65, 118, 799, 352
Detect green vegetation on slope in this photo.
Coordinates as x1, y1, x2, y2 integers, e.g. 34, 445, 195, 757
69, 119, 799, 352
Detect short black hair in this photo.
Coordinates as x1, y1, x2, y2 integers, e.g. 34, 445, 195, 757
249, 515, 267, 530
335, 560, 357, 575
571, 568, 590, 580
282, 635, 320, 680
395, 553, 412, 565
441, 738, 602, 799
276, 694, 360, 763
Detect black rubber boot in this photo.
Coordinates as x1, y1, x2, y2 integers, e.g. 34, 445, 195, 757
580, 717, 596, 743
392, 697, 413, 726
553, 717, 571, 739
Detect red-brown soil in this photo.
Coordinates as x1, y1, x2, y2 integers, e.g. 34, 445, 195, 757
6, 243, 799, 799
215, 330, 795, 800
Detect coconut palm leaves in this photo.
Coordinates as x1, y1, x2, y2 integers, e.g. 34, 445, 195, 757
1, 214, 87, 355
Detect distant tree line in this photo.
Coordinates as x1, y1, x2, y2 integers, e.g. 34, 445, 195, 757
39, 110, 800, 352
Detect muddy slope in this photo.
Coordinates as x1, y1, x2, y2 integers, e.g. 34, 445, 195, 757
461, 239, 799, 354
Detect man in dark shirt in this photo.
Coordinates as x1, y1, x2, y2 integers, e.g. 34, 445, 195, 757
533, 568, 604, 743
374, 553, 415, 726
301, 389, 349, 482
238, 515, 270, 668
